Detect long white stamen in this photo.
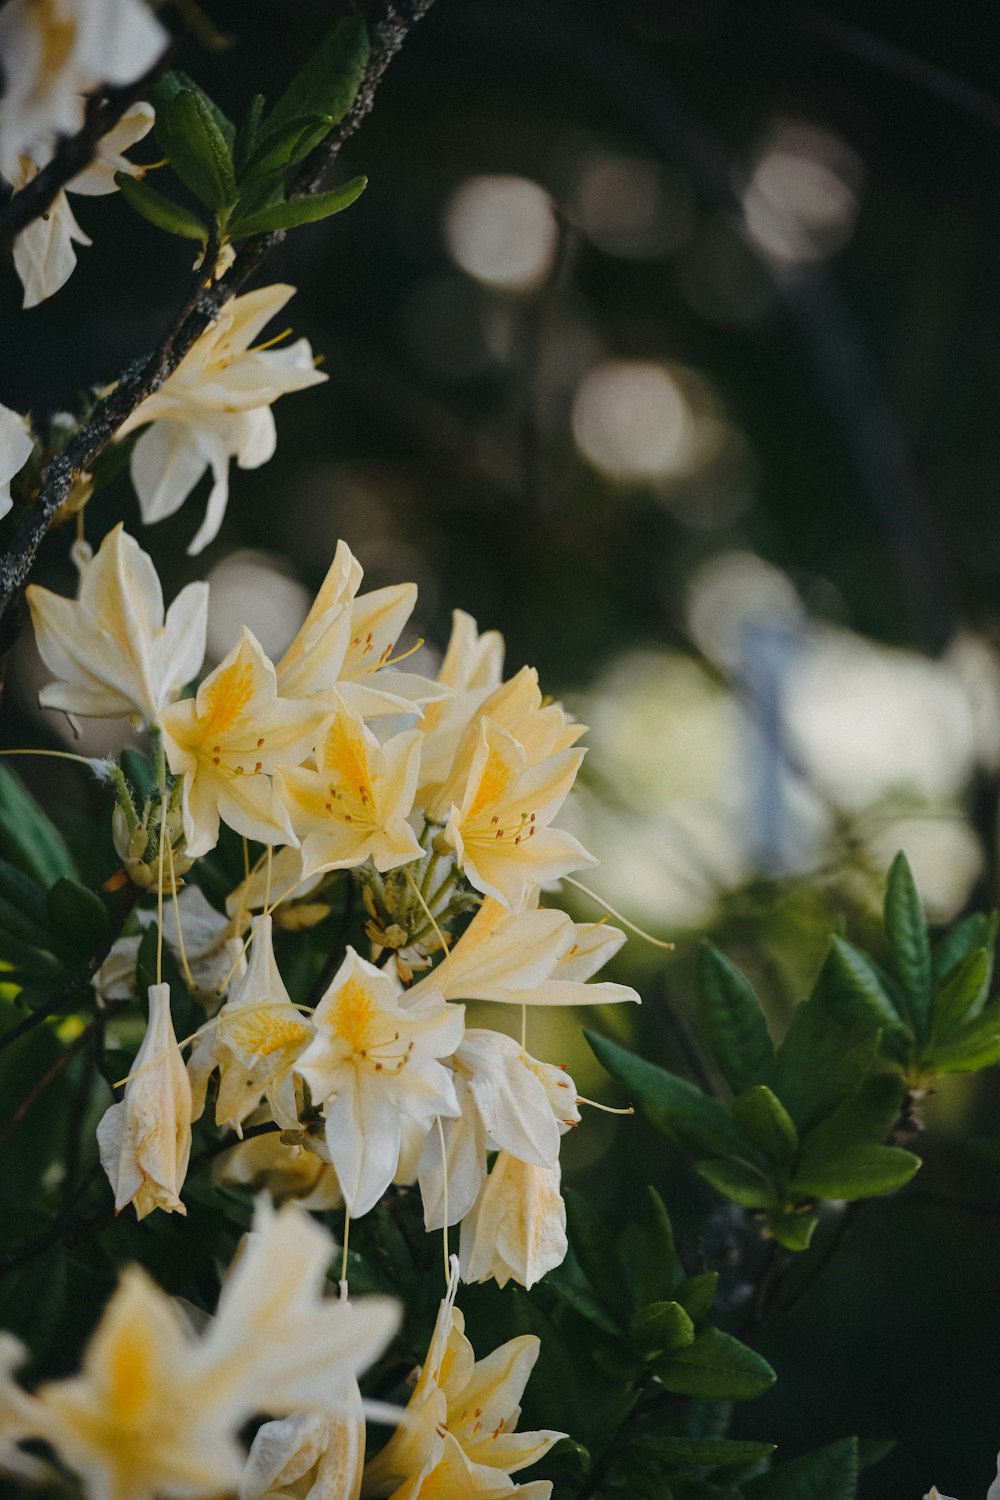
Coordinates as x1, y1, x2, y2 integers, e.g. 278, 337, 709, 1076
561, 876, 675, 951
436, 1114, 450, 1287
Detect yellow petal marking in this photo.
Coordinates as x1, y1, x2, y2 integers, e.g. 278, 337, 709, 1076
201, 659, 255, 740
330, 977, 377, 1052
467, 745, 515, 823
107, 1328, 153, 1426
323, 715, 374, 815
226, 1008, 309, 1060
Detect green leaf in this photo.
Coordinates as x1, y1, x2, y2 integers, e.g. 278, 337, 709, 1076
765, 1209, 819, 1252
45, 878, 108, 954
931, 946, 991, 1039
636, 1186, 680, 1304
798, 1072, 905, 1157
158, 88, 237, 211
0, 764, 76, 887
694, 1157, 778, 1209
745, 1437, 858, 1500
857, 1438, 895, 1471
696, 942, 774, 1094
263, 16, 369, 139
926, 996, 1000, 1073
227, 177, 367, 240
239, 113, 334, 185
768, 1002, 879, 1132
120, 750, 156, 807
732, 1085, 799, 1171
788, 1142, 919, 1200
586, 1031, 757, 1162
678, 1271, 719, 1325
818, 937, 908, 1036
629, 1299, 694, 1353
234, 92, 266, 174
115, 173, 209, 241
627, 1435, 776, 1468
933, 911, 996, 989
546, 1259, 622, 1335
655, 1327, 776, 1400
884, 852, 931, 1035
154, 71, 236, 150
564, 1187, 631, 1318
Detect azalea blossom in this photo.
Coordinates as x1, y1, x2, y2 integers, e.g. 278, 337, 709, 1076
442, 718, 596, 909
294, 947, 464, 1217
2, 101, 154, 307
278, 702, 424, 877
117, 284, 328, 554
158, 626, 330, 857
0, 0, 165, 163
26, 522, 208, 725
418, 1031, 580, 1231
0, 1335, 53, 1488
415, 608, 506, 809
459, 1151, 568, 1290
95, 885, 247, 1009
0, 402, 33, 520
241, 1389, 366, 1500
363, 1260, 561, 1499
96, 982, 193, 1220
275, 538, 443, 717
188, 914, 313, 1132
17, 1199, 399, 1500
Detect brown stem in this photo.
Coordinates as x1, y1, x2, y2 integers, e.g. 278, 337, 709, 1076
0, 0, 436, 630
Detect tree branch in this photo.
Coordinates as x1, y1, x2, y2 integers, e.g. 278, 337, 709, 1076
0, 0, 435, 631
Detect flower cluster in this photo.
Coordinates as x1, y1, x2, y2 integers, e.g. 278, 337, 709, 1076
27, 525, 639, 1289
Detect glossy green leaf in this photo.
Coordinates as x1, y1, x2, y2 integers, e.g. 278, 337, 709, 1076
732, 1084, 799, 1171
678, 1270, 719, 1325
694, 1157, 778, 1209
932, 911, 996, 989
696, 942, 774, 1094
629, 1299, 694, 1353
926, 996, 1000, 1072
586, 1030, 757, 1161
655, 1327, 776, 1400
818, 936, 908, 1036
745, 1437, 858, 1500
546, 1259, 622, 1335
0, 765, 76, 887
884, 852, 931, 1035
636, 1185, 680, 1304
788, 1142, 919, 1200
768, 1002, 880, 1132
564, 1186, 631, 1318
931, 946, 990, 1039
240, 113, 334, 184
227, 177, 367, 240
234, 91, 266, 174
627, 1435, 776, 1467
158, 87, 237, 211
263, 16, 369, 139
766, 1209, 819, 1252
116, 173, 208, 241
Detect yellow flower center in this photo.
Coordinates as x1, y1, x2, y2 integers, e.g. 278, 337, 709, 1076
202, 660, 255, 739
330, 978, 377, 1052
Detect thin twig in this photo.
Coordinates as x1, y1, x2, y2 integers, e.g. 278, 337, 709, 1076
0, 0, 436, 630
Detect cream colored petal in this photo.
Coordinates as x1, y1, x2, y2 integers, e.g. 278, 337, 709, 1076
70, 100, 155, 194
0, 402, 32, 519
130, 419, 209, 525
14, 192, 88, 307
459, 827, 597, 911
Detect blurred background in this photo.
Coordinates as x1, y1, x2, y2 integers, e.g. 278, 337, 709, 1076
3, 1, 1000, 1493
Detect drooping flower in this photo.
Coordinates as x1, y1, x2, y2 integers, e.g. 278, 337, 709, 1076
459, 1152, 567, 1290
241, 1387, 366, 1500
188, 914, 313, 1132
26, 522, 208, 725
294, 948, 464, 1217
21, 1199, 399, 1500
116, 284, 328, 554
363, 1260, 562, 1499
442, 718, 596, 910
1, 101, 154, 307
158, 626, 330, 857
96, 981, 193, 1220
0, 0, 165, 163
0, 402, 33, 521
278, 702, 423, 877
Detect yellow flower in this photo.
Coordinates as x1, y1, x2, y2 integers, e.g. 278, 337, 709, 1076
26, 522, 208, 725
459, 1152, 567, 1290
159, 626, 330, 857
96, 982, 192, 1221
363, 1262, 562, 1498
442, 719, 596, 910
278, 700, 423, 877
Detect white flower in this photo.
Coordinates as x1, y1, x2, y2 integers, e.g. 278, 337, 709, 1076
0, 0, 165, 163
96, 981, 193, 1220
117, 284, 328, 554
924, 1455, 1000, 1500
241, 1389, 365, 1500
26, 522, 208, 725
294, 948, 464, 1217
459, 1152, 567, 1290
2, 101, 154, 307
0, 403, 32, 521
